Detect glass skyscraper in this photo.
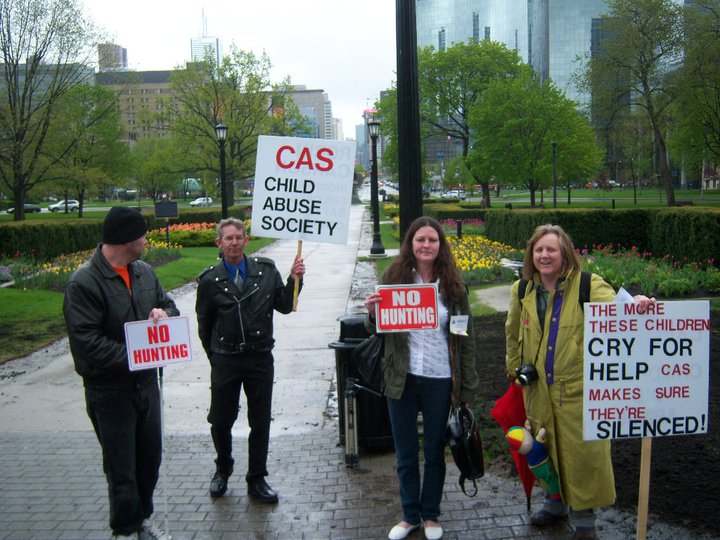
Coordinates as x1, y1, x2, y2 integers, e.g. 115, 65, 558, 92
416, 0, 610, 105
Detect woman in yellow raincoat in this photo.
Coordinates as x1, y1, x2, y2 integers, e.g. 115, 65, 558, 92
505, 224, 653, 539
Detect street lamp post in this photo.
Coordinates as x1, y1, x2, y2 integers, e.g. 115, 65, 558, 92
551, 140, 557, 208
215, 122, 229, 219
367, 120, 385, 257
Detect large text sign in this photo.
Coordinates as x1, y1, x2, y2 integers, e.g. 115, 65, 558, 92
125, 316, 193, 371
375, 284, 439, 332
252, 136, 356, 244
583, 301, 709, 440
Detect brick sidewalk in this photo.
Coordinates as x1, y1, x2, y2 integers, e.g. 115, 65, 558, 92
1, 429, 580, 540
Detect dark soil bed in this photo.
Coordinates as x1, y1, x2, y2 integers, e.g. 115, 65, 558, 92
472, 312, 719, 536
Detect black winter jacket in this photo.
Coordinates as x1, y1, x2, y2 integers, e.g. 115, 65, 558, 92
63, 245, 179, 389
195, 255, 302, 357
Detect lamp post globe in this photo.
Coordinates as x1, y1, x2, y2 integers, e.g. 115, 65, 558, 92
367, 120, 385, 257
215, 122, 229, 219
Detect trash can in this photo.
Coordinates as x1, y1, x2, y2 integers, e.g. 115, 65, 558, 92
328, 315, 394, 450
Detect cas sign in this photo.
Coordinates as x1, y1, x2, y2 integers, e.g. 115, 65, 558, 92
375, 284, 439, 332
251, 136, 356, 244
124, 316, 193, 371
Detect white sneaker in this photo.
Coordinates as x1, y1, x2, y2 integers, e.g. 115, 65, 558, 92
138, 519, 171, 540
111, 533, 138, 540
424, 521, 443, 540
388, 521, 420, 540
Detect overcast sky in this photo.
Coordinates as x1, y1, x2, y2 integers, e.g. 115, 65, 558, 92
82, 0, 398, 138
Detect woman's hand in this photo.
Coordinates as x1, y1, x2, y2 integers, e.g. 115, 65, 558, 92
633, 294, 656, 313
364, 292, 382, 321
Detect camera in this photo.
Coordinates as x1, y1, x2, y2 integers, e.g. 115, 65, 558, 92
515, 364, 539, 385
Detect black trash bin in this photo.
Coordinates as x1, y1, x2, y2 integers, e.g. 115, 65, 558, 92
328, 315, 394, 450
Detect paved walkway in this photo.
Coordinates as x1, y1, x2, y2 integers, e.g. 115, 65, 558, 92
0, 204, 711, 540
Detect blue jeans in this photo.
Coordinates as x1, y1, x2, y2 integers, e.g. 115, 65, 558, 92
386, 374, 452, 524
85, 380, 161, 536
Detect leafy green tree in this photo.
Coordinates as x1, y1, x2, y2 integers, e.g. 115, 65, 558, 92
164, 47, 304, 203
0, 0, 97, 220
468, 72, 602, 207
418, 40, 526, 206
672, 0, 720, 175
43, 84, 129, 215
582, 0, 684, 205
131, 138, 181, 203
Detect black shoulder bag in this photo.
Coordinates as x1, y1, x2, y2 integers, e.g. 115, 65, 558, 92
445, 324, 484, 496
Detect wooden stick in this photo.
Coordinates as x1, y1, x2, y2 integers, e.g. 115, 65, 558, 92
636, 436, 652, 540
292, 240, 302, 312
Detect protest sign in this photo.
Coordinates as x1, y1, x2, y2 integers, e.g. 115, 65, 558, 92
375, 284, 439, 332
251, 136, 356, 245
583, 300, 710, 441
124, 316, 193, 371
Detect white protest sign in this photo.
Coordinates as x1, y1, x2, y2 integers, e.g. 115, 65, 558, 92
251, 135, 356, 244
124, 316, 193, 371
583, 300, 710, 441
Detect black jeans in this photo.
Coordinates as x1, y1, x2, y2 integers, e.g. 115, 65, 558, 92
208, 351, 274, 482
85, 380, 161, 535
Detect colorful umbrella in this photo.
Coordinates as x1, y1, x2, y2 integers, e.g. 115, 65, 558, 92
490, 381, 535, 510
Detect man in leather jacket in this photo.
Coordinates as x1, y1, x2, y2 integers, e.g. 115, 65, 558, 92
64, 206, 178, 540
195, 217, 305, 503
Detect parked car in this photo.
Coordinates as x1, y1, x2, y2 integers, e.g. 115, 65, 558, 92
189, 197, 213, 207
48, 199, 79, 212
7, 204, 42, 214
441, 189, 467, 201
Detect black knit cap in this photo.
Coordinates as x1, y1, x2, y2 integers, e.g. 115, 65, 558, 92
102, 206, 148, 244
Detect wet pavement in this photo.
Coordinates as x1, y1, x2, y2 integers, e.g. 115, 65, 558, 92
0, 203, 714, 540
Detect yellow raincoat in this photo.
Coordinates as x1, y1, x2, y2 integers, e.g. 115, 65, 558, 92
505, 270, 616, 510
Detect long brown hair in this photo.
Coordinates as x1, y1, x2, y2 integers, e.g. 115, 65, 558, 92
521, 223, 582, 280
383, 216, 466, 305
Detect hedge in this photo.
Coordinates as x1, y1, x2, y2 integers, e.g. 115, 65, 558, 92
0, 205, 250, 261
483, 207, 720, 263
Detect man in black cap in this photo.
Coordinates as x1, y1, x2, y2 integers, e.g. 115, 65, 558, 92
64, 206, 178, 540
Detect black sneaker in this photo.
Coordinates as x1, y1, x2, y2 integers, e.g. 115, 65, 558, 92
209, 471, 229, 497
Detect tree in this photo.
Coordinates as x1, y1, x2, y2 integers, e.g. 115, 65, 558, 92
418, 40, 526, 207
131, 138, 181, 203
468, 72, 603, 207
165, 47, 305, 203
672, 0, 720, 176
583, 0, 684, 205
43, 83, 129, 215
0, 0, 97, 220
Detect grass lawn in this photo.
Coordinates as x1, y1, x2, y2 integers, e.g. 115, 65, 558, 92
0, 237, 274, 365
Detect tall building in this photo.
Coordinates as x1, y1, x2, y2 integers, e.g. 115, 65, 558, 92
289, 86, 336, 139
97, 43, 128, 72
416, 0, 608, 105
95, 74, 337, 144
95, 71, 173, 143
190, 36, 221, 65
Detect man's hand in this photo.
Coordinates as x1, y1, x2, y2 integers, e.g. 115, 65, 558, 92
148, 308, 169, 323
290, 257, 305, 279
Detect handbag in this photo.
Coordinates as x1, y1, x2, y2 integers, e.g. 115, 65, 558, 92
446, 405, 485, 496
351, 333, 384, 392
